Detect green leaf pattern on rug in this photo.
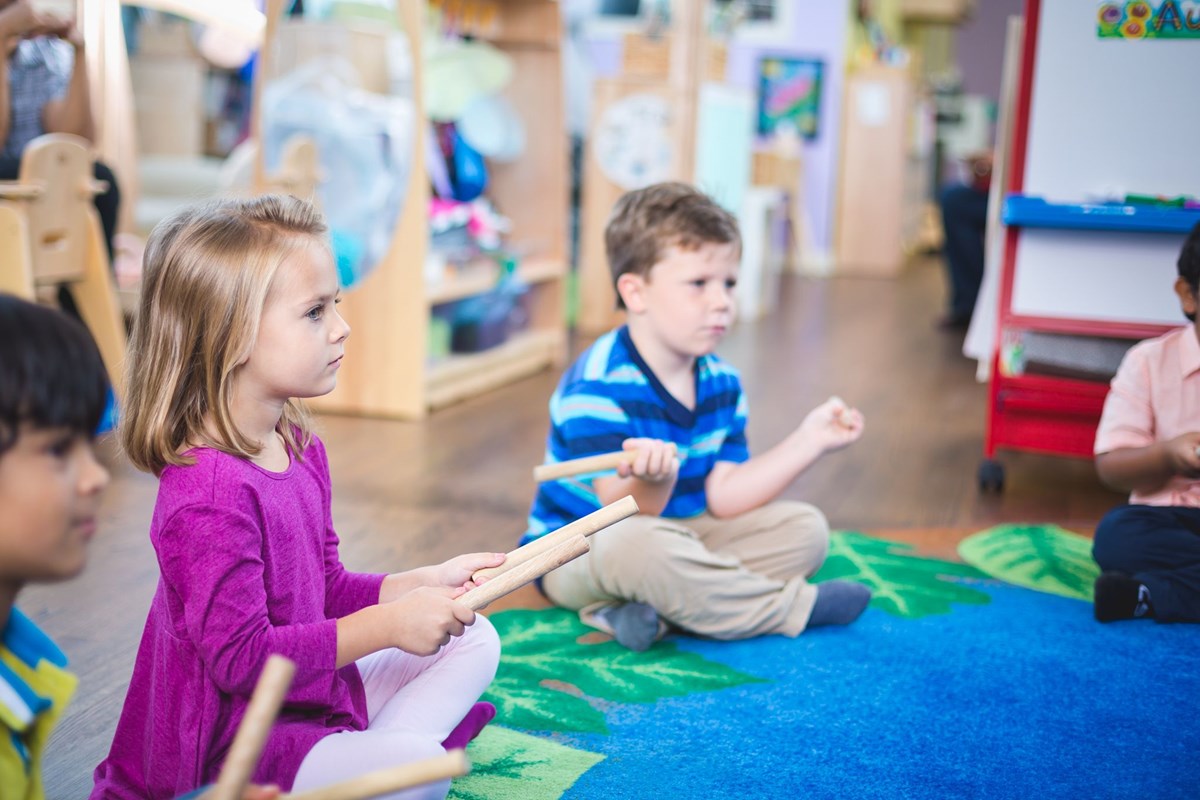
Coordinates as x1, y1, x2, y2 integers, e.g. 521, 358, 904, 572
957, 524, 1098, 601
813, 532, 991, 618
481, 608, 765, 734
448, 725, 604, 800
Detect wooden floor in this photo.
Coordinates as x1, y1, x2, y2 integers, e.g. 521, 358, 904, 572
30, 259, 1123, 796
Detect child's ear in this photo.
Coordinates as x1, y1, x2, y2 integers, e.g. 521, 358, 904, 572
1174, 276, 1197, 317
616, 273, 647, 313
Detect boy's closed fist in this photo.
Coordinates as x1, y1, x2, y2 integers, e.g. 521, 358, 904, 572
799, 396, 865, 453
618, 438, 680, 484
1166, 432, 1200, 478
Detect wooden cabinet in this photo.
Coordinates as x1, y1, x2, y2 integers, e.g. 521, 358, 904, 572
295, 0, 568, 419
834, 64, 933, 277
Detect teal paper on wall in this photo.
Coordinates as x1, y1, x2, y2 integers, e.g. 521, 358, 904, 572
694, 83, 754, 215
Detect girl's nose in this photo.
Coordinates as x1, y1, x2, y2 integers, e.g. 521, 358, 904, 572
333, 308, 351, 343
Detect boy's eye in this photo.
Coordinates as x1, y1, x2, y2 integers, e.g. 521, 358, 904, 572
306, 305, 324, 320
47, 434, 76, 458
725, 278, 738, 289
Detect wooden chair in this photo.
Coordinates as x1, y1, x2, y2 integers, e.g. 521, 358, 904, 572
0, 133, 127, 399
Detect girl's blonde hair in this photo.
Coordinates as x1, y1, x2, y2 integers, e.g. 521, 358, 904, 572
121, 194, 329, 475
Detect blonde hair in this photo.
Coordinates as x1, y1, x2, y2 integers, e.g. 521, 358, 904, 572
121, 195, 329, 476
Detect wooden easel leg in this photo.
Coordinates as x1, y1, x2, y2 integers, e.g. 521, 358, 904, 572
0, 203, 35, 298
65, 207, 127, 400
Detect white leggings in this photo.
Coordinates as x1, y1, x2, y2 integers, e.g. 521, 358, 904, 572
291, 615, 500, 799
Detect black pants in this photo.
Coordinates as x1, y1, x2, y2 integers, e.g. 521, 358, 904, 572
939, 182, 988, 321
1093, 505, 1200, 622
0, 156, 120, 261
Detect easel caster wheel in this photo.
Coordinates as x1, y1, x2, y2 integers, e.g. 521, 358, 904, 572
978, 460, 1005, 493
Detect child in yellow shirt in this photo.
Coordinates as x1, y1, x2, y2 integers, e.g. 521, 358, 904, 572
0, 294, 278, 799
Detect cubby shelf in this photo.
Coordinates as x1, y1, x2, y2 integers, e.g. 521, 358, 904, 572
293, 0, 568, 419
426, 256, 567, 306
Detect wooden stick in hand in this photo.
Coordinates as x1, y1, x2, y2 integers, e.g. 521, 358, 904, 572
471, 495, 639, 583
461, 534, 590, 610
284, 749, 470, 800
209, 655, 296, 800
533, 451, 636, 483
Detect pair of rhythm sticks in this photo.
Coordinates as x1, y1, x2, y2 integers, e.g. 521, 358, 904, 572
530, 397, 859, 486
206, 493, 641, 800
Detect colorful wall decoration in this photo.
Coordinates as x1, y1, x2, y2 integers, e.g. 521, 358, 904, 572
1098, 1, 1200, 38
755, 56, 824, 140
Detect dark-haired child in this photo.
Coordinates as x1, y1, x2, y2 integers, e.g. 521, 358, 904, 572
0, 294, 280, 800
1092, 221, 1200, 623
0, 293, 111, 796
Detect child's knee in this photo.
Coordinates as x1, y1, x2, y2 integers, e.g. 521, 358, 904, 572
775, 500, 830, 548
464, 612, 500, 662
1092, 506, 1145, 569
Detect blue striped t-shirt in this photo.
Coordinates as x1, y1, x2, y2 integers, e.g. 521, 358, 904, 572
524, 326, 749, 543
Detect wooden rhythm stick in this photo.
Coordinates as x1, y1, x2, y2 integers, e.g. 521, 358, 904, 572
533, 451, 636, 483
208, 655, 296, 800
285, 749, 470, 800
461, 534, 590, 610
471, 495, 639, 583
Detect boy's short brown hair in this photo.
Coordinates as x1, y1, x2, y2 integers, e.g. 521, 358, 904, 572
605, 182, 741, 309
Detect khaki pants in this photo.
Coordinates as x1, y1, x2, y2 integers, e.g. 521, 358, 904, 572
542, 500, 829, 640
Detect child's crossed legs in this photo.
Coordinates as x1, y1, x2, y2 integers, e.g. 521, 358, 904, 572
292, 616, 499, 799
544, 500, 830, 641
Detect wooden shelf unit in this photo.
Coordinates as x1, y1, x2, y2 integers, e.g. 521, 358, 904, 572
296, 0, 568, 419
426, 255, 566, 306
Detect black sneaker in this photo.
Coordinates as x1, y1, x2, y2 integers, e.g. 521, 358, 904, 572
1094, 571, 1148, 622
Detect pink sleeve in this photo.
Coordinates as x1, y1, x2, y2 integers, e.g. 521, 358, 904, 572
158, 504, 341, 702
322, 522, 386, 619
307, 435, 387, 618
1095, 344, 1155, 455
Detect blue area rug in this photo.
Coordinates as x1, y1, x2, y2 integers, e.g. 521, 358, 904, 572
450, 534, 1200, 799
566, 585, 1200, 798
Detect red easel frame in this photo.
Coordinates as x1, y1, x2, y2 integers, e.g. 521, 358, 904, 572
980, 0, 1175, 488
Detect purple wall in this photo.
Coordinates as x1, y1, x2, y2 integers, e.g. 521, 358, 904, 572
724, 3, 850, 259
955, 0, 1024, 100
584, 1, 851, 257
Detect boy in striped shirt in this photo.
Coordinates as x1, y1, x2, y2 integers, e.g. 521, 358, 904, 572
526, 183, 871, 650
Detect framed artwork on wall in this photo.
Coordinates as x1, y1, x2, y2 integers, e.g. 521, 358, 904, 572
712, 0, 796, 44
587, 0, 669, 38
756, 56, 824, 140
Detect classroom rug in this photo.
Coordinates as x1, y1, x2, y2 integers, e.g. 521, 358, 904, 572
448, 528, 1200, 800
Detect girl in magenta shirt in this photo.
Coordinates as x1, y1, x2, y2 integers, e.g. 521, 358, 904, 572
91, 196, 502, 799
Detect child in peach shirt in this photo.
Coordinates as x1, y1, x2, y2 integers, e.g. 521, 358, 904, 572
1092, 221, 1200, 623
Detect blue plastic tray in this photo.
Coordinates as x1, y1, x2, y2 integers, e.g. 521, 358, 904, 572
1002, 194, 1200, 234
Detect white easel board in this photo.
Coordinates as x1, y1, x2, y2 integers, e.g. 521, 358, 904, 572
1013, 0, 1199, 325
1012, 230, 1182, 324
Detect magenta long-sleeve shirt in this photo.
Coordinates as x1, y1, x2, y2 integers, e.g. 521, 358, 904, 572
91, 437, 386, 798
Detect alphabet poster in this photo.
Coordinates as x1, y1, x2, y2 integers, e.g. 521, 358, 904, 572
1097, 1, 1200, 38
